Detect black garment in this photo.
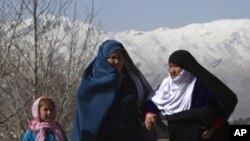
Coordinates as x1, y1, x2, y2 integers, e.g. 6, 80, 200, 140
97, 74, 141, 141
163, 49, 237, 141
164, 79, 228, 141
147, 76, 231, 141
168, 119, 229, 141
168, 50, 237, 120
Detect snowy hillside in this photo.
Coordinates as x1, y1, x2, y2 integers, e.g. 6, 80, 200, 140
102, 19, 250, 120
16, 17, 250, 120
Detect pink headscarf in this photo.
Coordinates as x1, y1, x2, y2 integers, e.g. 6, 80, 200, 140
28, 96, 64, 141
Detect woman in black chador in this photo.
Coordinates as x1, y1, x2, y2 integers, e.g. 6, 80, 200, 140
145, 50, 238, 141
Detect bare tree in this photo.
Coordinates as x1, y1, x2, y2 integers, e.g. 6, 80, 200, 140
0, 0, 102, 140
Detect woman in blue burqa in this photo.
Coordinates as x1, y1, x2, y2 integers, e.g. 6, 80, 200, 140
71, 39, 155, 141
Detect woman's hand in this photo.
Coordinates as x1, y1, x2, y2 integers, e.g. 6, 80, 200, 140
200, 127, 214, 140
144, 113, 156, 130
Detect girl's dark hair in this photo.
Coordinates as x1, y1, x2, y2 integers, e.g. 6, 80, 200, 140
39, 97, 55, 109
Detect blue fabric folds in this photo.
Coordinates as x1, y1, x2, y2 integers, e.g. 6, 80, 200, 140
71, 40, 152, 141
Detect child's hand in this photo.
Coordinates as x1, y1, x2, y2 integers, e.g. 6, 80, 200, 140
144, 113, 156, 130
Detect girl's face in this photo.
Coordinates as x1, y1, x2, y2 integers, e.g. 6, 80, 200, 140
107, 50, 124, 74
168, 63, 183, 79
39, 100, 56, 122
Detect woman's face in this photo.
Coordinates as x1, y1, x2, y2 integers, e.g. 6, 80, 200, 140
168, 63, 183, 79
107, 50, 124, 74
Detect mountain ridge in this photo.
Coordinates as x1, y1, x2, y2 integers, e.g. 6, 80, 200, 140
11, 17, 250, 120
104, 19, 250, 120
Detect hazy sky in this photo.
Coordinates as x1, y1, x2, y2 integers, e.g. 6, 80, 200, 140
75, 0, 250, 32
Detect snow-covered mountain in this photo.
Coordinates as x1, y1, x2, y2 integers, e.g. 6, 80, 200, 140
16, 17, 250, 120
102, 19, 250, 121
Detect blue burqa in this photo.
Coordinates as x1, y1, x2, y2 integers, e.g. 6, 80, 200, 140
71, 40, 152, 141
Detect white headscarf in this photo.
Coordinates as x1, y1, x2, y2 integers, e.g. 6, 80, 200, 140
151, 69, 197, 115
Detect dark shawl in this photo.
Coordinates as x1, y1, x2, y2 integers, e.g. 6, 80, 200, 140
161, 50, 237, 141
168, 50, 237, 120
71, 40, 152, 141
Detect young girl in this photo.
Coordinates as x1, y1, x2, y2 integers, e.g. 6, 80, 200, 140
23, 96, 68, 141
